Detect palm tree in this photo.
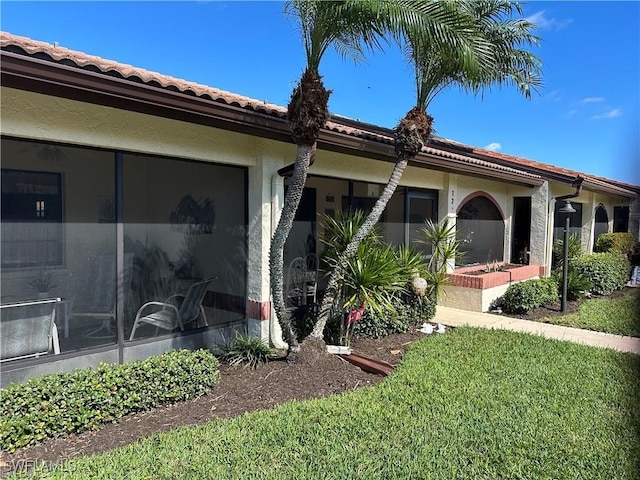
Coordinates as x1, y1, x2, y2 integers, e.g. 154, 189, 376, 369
270, 0, 387, 353
310, 0, 542, 339
271, 0, 486, 353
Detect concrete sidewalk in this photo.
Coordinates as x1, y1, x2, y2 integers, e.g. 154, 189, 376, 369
433, 306, 640, 355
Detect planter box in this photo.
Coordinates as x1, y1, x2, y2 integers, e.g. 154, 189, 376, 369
440, 264, 544, 312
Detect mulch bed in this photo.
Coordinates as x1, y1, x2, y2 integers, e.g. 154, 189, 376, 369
497, 288, 632, 321
0, 330, 428, 477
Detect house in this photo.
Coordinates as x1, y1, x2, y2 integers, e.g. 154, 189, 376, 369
1, 32, 638, 385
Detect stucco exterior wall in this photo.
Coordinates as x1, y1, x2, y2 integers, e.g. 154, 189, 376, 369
1, 87, 259, 167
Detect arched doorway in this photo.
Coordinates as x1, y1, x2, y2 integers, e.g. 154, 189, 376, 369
457, 193, 505, 266
594, 205, 609, 248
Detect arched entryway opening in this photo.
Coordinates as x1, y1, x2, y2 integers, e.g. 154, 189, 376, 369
457, 193, 505, 266
594, 204, 609, 248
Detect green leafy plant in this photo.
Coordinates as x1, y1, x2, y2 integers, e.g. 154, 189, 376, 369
0, 349, 220, 452
321, 210, 414, 346
551, 267, 593, 301
552, 233, 583, 269
418, 218, 463, 299
628, 242, 640, 267
594, 232, 635, 254
219, 332, 277, 369
501, 277, 559, 314
571, 253, 631, 295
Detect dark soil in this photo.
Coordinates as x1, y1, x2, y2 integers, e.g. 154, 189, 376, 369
0, 330, 428, 477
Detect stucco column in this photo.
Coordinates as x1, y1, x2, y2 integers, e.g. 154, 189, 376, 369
246, 143, 286, 346
440, 174, 458, 272
529, 181, 549, 272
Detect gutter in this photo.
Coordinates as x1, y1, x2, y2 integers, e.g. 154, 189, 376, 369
555, 176, 584, 203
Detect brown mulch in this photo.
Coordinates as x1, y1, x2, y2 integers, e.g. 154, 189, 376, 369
0, 330, 427, 477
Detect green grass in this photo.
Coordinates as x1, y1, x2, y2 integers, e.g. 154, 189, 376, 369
540, 288, 640, 337
13, 328, 640, 480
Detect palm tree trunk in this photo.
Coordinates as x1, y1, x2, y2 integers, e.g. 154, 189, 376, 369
310, 157, 410, 338
270, 144, 315, 352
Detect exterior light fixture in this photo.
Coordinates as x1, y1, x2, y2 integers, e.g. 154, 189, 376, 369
559, 200, 576, 313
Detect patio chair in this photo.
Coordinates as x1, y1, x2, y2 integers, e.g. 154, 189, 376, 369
128, 277, 215, 340
1, 298, 61, 362
73, 253, 134, 338
285, 254, 318, 309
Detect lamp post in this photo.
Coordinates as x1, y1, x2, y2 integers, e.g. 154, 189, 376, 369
559, 200, 576, 313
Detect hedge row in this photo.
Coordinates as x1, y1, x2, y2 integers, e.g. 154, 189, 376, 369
501, 277, 558, 314
595, 232, 635, 254
571, 253, 631, 295
0, 349, 220, 452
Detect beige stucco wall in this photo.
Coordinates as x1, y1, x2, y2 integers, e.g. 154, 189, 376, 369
1, 87, 260, 167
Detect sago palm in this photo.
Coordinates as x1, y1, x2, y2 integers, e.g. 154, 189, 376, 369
311, 0, 542, 339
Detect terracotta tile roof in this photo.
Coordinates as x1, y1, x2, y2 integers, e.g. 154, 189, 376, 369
0, 32, 288, 119
1, 31, 636, 194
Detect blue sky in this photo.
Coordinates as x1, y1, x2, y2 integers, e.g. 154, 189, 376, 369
1, 1, 638, 184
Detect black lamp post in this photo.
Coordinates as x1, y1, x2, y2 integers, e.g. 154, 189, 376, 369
559, 200, 576, 313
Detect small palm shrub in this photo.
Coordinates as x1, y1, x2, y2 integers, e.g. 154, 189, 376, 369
501, 277, 559, 314
571, 253, 631, 295
594, 232, 635, 254
552, 233, 583, 269
321, 210, 417, 345
551, 267, 593, 301
219, 333, 277, 369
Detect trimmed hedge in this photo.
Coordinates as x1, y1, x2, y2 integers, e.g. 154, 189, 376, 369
0, 349, 220, 452
571, 253, 631, 295
501, 277, 559, 314
595, 232, 635, 254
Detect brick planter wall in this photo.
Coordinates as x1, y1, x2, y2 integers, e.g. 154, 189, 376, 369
440, 264, 542, 312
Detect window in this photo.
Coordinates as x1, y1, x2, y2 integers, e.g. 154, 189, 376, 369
457, 194, 505, 265
553, 202, 583, 241
613, 206, 629, 233
1, 169, 63, 268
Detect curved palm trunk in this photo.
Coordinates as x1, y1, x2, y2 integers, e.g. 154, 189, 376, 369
269, 144, 315, 352
310, 157, 410, 338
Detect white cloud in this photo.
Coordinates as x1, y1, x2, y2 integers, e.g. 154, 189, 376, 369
591, 108, 622, 120
579, 97, 605, 105
566, 109, 578, 118
484, 142, 502, 152
526, 10, 573, 30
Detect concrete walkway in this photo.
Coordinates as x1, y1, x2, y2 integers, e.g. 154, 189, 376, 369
433, 306, 640, 355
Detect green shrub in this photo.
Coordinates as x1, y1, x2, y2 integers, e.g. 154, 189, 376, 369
551, 267, 593, 301
595, 232, 635, 254
352, 292, 436, 339
0, 349, 220, 452
501, 277, 559, 314
552, 233, 583, 269
571, 253, 631, 295
219, 333, 277, 369
628, 242, 640, 266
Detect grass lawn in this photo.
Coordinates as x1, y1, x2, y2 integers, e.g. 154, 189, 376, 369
17, 328, 640, 480
541, 288, 640, 337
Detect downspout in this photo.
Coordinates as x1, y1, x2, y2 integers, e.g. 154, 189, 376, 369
268, 152, 316, 349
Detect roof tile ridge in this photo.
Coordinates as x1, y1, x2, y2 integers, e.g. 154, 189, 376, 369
1, 31, 286, 114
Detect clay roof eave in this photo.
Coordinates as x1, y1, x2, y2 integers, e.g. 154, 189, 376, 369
1, 45, 544, 187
